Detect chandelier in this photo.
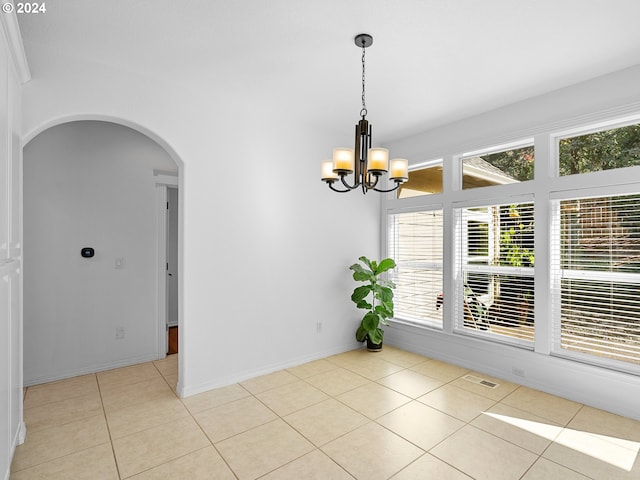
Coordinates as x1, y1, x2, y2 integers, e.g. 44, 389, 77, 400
321, 34, 409, 194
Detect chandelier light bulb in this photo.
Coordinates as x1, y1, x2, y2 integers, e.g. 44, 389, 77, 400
321, 160, 338, 181
368, 148, 389, 173
332, 148, 355, 173
389, 158, 409, 181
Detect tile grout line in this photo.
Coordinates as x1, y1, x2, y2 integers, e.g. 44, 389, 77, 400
95, 372, 124, 480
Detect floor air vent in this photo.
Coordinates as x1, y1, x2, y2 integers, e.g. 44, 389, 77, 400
462, 374, 499, 389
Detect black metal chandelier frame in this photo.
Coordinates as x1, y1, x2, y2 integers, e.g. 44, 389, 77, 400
321, 34, 408, 194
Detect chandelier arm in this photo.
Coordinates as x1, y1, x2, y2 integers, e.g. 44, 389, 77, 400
328, 183, 353, 193
363, 174, 380, 190
373, 182, 402, 193
340, 174, 360, 190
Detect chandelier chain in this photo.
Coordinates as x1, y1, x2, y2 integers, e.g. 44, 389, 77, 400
360, 43, 367, 117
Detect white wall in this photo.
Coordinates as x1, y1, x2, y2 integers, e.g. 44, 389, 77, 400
21, 47, 380, 397
23, 121, 177, 384
383, 64, 640, 421
384, 64, 640, 163
0, 13, 26, 480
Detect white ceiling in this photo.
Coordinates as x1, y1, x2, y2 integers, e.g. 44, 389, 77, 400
16, 0, 640, 143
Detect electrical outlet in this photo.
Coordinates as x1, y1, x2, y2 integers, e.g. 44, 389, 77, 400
115, 327, 125, 339
512, 367, 525, 377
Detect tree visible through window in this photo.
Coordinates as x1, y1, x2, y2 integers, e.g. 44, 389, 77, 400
559, 123, 640, 175
462, 144, 534, 190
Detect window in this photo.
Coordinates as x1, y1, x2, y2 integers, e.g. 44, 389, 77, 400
551, 193, 640, 367
397, 160, 443, 198
559, 122, 640, 176
455, 201, 535, 345
384, 111, 640, 377
389, 209, 443, 327
462, 143, 534, 190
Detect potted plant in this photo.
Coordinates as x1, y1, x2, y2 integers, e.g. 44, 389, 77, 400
349, 256, 396, 351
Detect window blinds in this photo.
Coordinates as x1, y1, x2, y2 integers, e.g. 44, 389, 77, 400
455, 202, 535, 344
552, 194, 640, 366
388, 210, 443, 326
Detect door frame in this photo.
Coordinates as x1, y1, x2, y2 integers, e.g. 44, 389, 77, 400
155, 171, 178, 358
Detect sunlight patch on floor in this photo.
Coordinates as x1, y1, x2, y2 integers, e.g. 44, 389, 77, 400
483, 412, 640, 471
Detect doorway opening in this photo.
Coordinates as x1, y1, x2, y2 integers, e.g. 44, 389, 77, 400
23, 120, 182, 387
155, 172, 179, 361
166, 186, 179, 354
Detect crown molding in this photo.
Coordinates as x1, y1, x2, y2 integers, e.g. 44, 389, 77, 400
0, 8, 31, 83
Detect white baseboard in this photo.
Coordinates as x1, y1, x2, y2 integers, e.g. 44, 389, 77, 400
177, 342, 359, 398
6, 421, 27, 480
24, 353, 160, 386
17, 421, 26, 445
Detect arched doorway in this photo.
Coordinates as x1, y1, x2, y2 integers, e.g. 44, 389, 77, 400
23, 120, 182, 387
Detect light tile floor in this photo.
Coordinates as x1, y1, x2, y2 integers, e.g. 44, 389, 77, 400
11, 347, 640, 479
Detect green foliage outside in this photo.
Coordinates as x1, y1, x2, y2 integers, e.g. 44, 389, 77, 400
559, 124, 640, 176
500, 204, 535, 268
350, 256, 396, 345
483, 145, 534, 182
479, 123, 640, 180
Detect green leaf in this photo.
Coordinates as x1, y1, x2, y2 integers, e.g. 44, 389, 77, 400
355, 324, 368, 342
368, 328, 384, 345
352, 270, 374, 282
358, 256, 374, 271
380, 299, 394, 315
383, 300, 394, 314
379, 287, 394, 304
350, 263, 370, 274
362, 311, 380, 331
356, 300, 372, 310
351, 285, 371, 303
378, 279, 396, 289
375, 304, 393, 319
376, 258, 396, 274
350, 263, 374, 282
